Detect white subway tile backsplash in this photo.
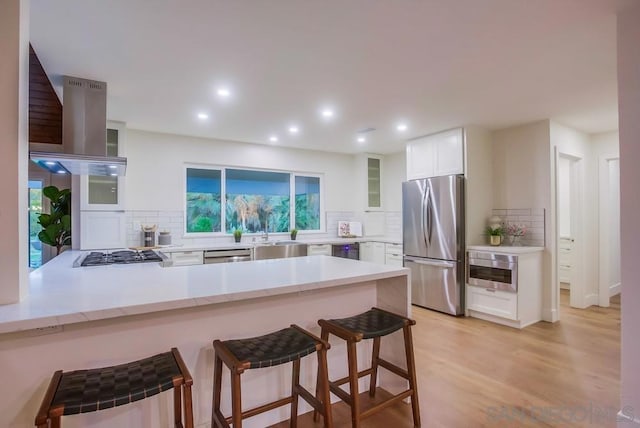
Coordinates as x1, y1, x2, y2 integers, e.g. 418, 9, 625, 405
492, 207, 546, 247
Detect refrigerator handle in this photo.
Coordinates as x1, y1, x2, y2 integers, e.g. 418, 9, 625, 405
404, 256, 455, 269
422, 186, 431, 248
425, 186, 432, 245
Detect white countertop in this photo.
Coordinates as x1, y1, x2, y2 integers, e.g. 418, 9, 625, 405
467, 245, 545, 254
0, 252, 407, 335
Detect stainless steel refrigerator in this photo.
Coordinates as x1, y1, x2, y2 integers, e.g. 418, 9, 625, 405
403, 175, 465, 315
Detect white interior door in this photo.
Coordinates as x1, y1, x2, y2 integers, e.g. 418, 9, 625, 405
598, 155, 621, 307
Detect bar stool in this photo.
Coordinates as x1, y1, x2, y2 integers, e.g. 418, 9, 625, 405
212, 325, 333, 428
35, 348, 193, 428
317, 307, 420, 427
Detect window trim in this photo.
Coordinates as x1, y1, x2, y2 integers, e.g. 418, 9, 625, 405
184, 164, 325, 236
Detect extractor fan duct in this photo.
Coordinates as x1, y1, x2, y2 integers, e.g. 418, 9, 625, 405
30, 76, 127, 176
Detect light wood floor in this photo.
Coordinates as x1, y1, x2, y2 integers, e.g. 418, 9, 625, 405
272, 291, 621, 428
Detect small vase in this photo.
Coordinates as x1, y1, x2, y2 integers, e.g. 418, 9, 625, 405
234, 235, 241, 243
508, 235, 522, 246
489, 235, 501, 246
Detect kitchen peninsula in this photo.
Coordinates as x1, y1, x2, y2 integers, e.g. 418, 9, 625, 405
0, 254, 410, 427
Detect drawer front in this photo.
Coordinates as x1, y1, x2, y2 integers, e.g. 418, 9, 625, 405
170, 251, 204, 266
307, 244, 332, 256
385, 253, 403, 266
467, 286, 517, 320
559, 266, 571, 283
385, 243, 403, 255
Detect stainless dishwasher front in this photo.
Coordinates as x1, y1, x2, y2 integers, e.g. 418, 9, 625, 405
204, 248, 252, 264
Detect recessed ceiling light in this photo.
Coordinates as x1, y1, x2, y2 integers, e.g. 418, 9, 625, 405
197, 112, 209, 120
321, 108, 334, 119
269, 135, 279, 143
289, 126, 299, 134
396, 123, 408, 132
357, 136, 366, 143
56, 170, 66, 174
45, 161, 56, 166
108, 165, 117, 169
217, 88, 231, 98
110, 173, 118, 177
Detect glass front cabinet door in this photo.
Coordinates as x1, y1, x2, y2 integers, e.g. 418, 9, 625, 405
81, 122, 126, 211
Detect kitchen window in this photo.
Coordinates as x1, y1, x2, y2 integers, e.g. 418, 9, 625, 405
185, 167, 323, 235
295, 175, 321, 230
225, 169, 290, 233
186, 168, 222, 233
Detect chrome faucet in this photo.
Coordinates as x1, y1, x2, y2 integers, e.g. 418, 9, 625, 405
261, 216, 269, 242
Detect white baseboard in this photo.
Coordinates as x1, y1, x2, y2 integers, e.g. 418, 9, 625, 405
617, 409, 640, 425
610, 282, 622, 297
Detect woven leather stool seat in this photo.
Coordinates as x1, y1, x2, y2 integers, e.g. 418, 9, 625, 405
35, 348, 193, 428
317, 307, 420, 427
327, 308, 406, 339
212, 325, 333, 428
223, 327, 318, 369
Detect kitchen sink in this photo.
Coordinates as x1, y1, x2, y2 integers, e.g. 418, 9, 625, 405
253, 243, 307, 260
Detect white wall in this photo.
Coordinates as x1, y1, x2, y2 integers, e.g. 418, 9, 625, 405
550, 121, 599, 307
617, 4, 640, 423
382, 150, 405, 212
465, 125, 493, 245
492, 120, 554, 320
0, 0, 29, 303
123, 129, 359, 213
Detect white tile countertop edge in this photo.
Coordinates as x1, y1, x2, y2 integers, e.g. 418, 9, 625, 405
0, 252, 408, 335
467, 245, 545, 254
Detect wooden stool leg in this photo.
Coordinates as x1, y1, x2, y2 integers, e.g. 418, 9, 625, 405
317, 346, 333, 428
314, 328, 330, 422
174, 386, 183, 427
369, 336, 381, 397
404, 325, 421, 427
230, 370, 243, 428
290, 359, 301, 428
346, 339, 361, 428
184, 383, 194, 428
212, 354, 223, 428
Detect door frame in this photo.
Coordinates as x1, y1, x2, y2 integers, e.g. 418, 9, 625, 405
598, 153, 621, 307
554, 149, 588, 310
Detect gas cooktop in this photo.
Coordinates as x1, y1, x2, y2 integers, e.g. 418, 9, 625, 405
77, 250, 163, 267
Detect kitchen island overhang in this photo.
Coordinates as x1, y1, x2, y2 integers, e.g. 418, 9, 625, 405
0, 254, 412, 427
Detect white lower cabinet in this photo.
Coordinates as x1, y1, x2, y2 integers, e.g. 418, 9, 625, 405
385, 243, 403, 266
360, 242, 385, 264
167, 251, 204, 266
307, 244, 332, 256
466, 250, 542, 329
467, 288, 517, 320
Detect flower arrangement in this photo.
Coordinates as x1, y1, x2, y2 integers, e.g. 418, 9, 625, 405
505, 223, 527, 237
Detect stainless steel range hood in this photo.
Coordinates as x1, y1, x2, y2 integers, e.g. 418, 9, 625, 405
30, 76, 127, 176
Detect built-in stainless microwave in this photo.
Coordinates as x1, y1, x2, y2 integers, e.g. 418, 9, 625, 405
467, 251, 518, 292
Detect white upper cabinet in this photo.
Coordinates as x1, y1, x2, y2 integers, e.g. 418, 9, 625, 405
81, 121, 126, 211
366, 155, 383, 210
406, 128, 464, 180
355, 153, 384, 211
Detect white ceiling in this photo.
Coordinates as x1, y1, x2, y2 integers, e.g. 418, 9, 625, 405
30, 0, 620, 154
